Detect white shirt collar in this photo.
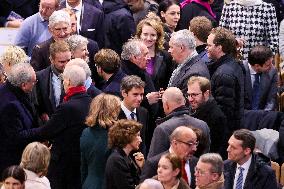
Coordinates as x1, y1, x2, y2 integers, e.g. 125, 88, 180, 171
248, 63, 257, 75
121, 102, 137, 119
237, 155, 252, 170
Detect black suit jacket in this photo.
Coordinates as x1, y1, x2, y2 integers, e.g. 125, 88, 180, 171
224, 153, 278, 189
140, 150, 198, 189
60, 1, 104, 48
118, 107, 149, 155
29, 92, 92, 189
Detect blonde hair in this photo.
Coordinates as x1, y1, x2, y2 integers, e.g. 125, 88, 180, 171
136, 12, 164, 51
0, 46, 28, 67
20, 142, 50, 176
85, 93, 121, 128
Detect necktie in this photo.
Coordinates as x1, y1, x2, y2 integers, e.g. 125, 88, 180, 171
252, 73, 261, 110
236, 167, 244, 189
130, 112, 136, 120
181, 159, 189, 184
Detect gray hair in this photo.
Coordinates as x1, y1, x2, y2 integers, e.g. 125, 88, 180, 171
170, 29, 196, 50
137, 179, 164, 189
63, 65, 86, 86
7, 63, 35, 87
199, 153, 223, 176
121, 38, 143, 60
67, 58, 91, 78
49, 10, 71, 28
66, 35, 88, 52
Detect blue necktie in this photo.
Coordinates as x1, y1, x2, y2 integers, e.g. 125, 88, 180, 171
236, 167, 244, 189
130, 112, 136, 120
252, 73, 261, 110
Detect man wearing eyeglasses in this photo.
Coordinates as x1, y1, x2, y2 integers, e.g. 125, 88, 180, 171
141, 126, 199, 188
147, 87, 210, 159
187, 76, 226, 158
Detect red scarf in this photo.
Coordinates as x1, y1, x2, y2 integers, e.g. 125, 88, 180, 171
63, 86, 86, 102
180, 0, 216, 19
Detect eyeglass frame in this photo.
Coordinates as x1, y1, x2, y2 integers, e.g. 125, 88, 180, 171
175, 139, 199, 147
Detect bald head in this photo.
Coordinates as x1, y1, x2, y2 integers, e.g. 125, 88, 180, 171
139, 179, 163, 189
170, 126, 196, 142
162, 87, 186, 115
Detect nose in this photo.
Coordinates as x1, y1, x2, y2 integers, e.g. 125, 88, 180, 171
227, 145, 230, 152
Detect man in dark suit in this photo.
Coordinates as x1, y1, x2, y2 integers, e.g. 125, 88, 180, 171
26, 63, 92, 189
118, 75, 149, 155
224, 129, 277, 189
59, 0, 104, 48
168, 29, 210, 93
141, 126, 198, 188
244, 45, 278, 111
34, 40, 71, 120
94, 48, 126, 97
0, 63, 38, 174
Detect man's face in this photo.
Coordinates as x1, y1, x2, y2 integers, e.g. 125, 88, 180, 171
173, 131, 197, 160
51, 51, 72, 72
21, 71, 37, 93
206, 34, 221, 60
195, 161, 217, 188
70, 15, 77, 35
132, 43, 149, 70
39, 0, 57, 20
122, 87, 144, 111
227, 136, 250, 164
187, 82, 208, 111
252, 57, 273, 73
49, 22, 71, 41
168, 40, 183, 64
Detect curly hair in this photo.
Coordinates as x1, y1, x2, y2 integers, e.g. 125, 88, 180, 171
85, 93, 121, 128
136, 12, 164, 51
210, 27, 237, 58
108, 119, 142, 148
94, 49, 121, 74
0, 45, 28, 68
190, 16, 213, 43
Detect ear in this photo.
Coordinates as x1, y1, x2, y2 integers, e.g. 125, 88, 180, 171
173, 168, 180, 177
204, 89, 210, 99
244, 147, 252, 156
160, 11, 166, 18
211, 172, 220, 181
122, 90, 127, 98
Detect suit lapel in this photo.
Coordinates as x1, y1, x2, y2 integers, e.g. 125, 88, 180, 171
48, 69, 56, 111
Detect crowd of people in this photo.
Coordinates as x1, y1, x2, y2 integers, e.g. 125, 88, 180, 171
0, 0, 284, 188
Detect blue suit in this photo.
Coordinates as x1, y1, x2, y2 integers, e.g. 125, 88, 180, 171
243, 62, 278, 111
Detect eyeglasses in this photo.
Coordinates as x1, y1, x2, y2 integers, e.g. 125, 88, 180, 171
175, 139, 199, 147
186, 93, 202, 99
195, 167, 209, 176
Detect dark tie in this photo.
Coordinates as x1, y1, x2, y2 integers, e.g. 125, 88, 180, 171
181, 159, 189, 184
252, 73, 261, 110
236, 167, 244, 189
130, 112, 136, 120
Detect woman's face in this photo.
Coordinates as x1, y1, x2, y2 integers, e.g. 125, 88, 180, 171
157, 157, 179, 183
73, 44, 89, 62
140, 25, 158, 49
129, 132, 142, 151
4, 177, 24, 189
161, 4, 180, 29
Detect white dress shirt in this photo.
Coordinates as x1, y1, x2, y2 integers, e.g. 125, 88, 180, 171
233, 155, 252, 189
121, 102, 137, 120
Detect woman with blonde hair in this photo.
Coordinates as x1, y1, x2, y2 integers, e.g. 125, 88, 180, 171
0, 45, 28, 75
136, 13, 174, 91
20, 142, 51, 189
80, 93, 121, 189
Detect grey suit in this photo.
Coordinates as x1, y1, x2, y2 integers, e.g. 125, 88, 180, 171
168, 55, 210, 93
243, 62, 278, 110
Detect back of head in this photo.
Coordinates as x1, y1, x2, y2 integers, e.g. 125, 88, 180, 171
199, 153, 223, 176
170, 29, 196, 50
138, 179, 164, 189
162, 87, 185, 106
190, 16, 213, 43
1, 165, 26, 184
94, 49, 121, 74
120, 75, 145, 93
7, 63, 34, 88
49, 10, 71, 28
66, 34, 88, 53
67, 58, 91, 78
50, 40, 71, 60
233, 129, 256, 152
0, 46, 28, 71
248, 45, 273, 66
210, 27, 237, 57
63, 64, 86, 87
121, 38, 143, 60
20, 142, 50, 176
170, 126, 196, 142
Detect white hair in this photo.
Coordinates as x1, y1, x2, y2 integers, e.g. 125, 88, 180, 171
49, 10, 71, 28
170, 29, 196, 50
7, 63, 35, 87
66, 35, 88, 52
63, 65, 86, 86
67, 58, 91, 78
121, 38, 143, 60
138, 179, 164, 189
